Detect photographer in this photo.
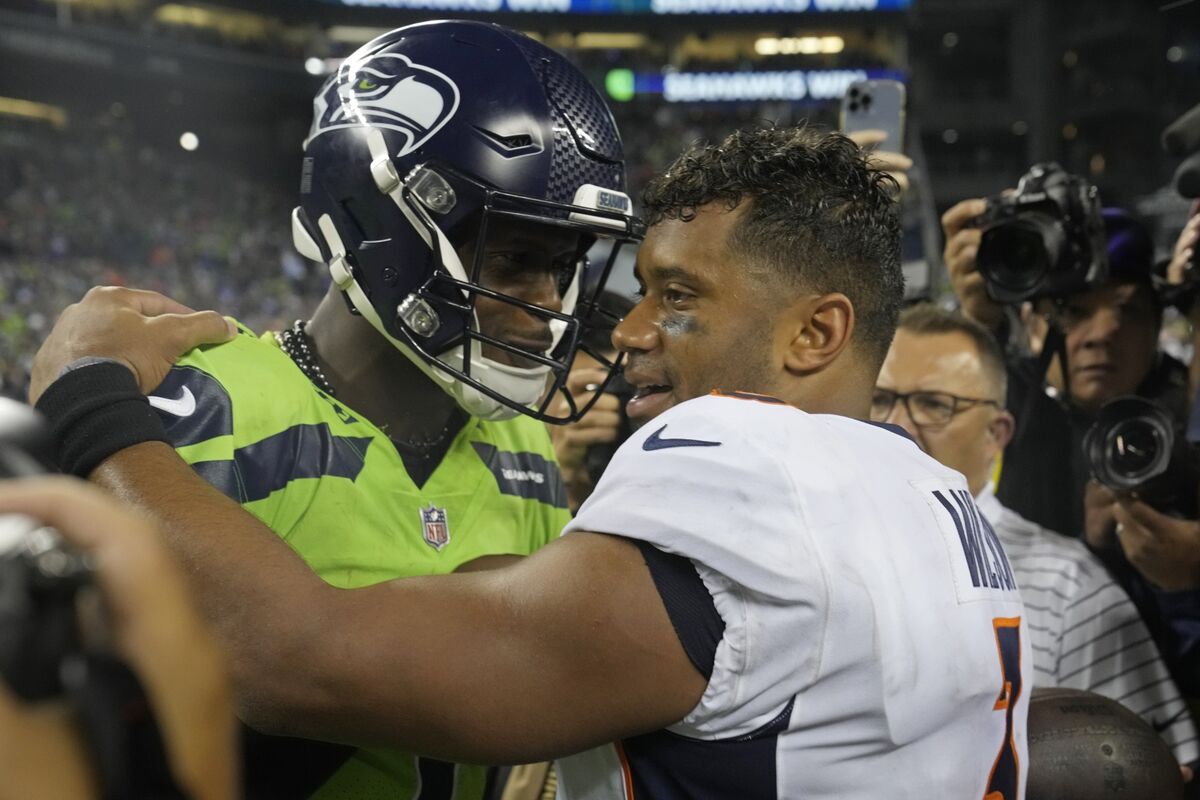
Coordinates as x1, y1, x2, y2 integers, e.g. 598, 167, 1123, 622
943, 177, 1200, 693
944, 194, 1189, 531
0, 475, 237, 800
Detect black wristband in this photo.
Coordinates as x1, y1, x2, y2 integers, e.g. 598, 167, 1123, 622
35, 362, 169, 477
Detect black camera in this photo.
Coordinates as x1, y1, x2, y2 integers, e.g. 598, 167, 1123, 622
0, 398, 184, 796
974, 163, 1108, 304
1083, 396, 1198, 518
0, 398, 94, 701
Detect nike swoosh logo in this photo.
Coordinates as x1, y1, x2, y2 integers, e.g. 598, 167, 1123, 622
149, 385, 197, 417
642, 424, 721, 451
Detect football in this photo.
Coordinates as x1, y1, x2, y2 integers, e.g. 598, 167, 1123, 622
1027, 687, 1185, 800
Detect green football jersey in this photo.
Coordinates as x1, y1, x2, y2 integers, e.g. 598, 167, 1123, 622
151, 325, 571, 800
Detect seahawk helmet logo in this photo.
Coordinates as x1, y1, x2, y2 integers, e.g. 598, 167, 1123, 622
306, 53, 460, 157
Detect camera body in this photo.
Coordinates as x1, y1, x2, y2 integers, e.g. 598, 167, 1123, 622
0, 399, 183, 795
0, 522, 94, 699
0, 398, 95, 701
1083, 395, 1198, 518
975, 162, 1108, 304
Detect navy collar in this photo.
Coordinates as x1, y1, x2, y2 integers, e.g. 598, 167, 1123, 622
857, 418, 917, 444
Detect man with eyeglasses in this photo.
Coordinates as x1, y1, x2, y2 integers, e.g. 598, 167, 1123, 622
874, 304, 1198, 770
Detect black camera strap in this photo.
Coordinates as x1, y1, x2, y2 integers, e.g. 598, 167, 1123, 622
1013, 318, 1071, 447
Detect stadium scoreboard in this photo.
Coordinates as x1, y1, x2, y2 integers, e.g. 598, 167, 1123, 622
322, 0, 909, 14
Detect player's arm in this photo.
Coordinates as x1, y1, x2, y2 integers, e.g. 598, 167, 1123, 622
32, 287, 707, 758
93, 443, 705, 763
287, 528, 707, 762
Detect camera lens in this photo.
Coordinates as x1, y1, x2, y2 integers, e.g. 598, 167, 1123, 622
977, 213, 1064, 297
1104, 419, 1167, 485
1084, 396, 1176, 492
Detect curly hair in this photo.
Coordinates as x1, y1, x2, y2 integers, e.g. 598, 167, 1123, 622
641, 124, 903, 369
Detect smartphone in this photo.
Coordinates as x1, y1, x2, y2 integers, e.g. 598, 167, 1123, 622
840, 79, 906, 153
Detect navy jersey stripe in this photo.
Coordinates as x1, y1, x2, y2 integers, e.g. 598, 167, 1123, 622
155, 365, 234, 448
859, 419, 918, 443
191, 423, 372, 503
191, 459, 246, 503
633, 539, 724, 680
621, 698, 794, 799
471, 442, 568, 508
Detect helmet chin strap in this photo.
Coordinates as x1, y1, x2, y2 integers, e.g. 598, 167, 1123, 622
291, 129, 552, 422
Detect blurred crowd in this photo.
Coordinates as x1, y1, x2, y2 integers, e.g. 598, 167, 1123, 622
3, 0, 311, 58
0, 100, 808, 402
0, 117, 326, 399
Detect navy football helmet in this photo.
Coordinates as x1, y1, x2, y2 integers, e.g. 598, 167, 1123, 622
292, 20, 642, 422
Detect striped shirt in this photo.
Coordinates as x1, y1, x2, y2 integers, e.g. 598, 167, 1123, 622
977, 485, 1199, 765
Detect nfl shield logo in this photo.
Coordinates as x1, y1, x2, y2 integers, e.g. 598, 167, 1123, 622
420, 505, 450, 551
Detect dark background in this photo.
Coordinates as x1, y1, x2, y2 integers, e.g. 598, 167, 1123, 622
2, 0, 1199, 396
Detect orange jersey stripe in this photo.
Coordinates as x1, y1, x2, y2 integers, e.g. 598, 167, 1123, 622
614, 740, 636, 800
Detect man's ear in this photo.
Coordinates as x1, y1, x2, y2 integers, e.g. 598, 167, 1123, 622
781, 293, 855, 375
989, 409, 1016, 450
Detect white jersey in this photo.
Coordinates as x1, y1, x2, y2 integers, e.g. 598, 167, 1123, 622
559, 393, 1030, 800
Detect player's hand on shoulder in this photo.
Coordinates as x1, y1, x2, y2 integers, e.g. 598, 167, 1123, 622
30, 286, 237, 403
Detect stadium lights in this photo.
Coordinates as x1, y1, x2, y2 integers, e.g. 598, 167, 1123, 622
606, 69, 636, 102
327, 25, 393, 44
0, 97, 68, 128
154, 3, 271, 37
755, 36, 844, 56
574, 32, 647, 49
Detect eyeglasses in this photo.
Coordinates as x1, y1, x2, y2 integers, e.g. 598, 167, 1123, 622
870, 388, 1000, 428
